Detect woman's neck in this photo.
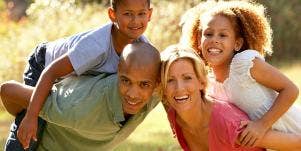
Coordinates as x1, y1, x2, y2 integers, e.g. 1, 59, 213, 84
176, 98, 212, 132
111, 26, 135, 55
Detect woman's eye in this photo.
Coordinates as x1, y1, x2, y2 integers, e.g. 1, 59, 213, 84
167, 78, 174, 83
184, 76, 192, 80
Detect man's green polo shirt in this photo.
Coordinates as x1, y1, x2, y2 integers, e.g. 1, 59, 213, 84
38, 74, 160, 151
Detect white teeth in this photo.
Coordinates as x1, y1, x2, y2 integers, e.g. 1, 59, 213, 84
174, 95, 189, 103
175, 95, 188, 99
127, 100, 138, 105
208, 48, 222, 54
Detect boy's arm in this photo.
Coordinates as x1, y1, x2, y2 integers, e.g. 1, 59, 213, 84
18, 54, 74, 149
239, 58, 299, 146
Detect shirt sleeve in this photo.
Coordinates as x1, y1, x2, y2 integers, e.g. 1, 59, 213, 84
67, 35, 108, 75
230, 50, 265, 87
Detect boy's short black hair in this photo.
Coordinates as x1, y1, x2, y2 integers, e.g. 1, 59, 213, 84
110, 0, 151, 10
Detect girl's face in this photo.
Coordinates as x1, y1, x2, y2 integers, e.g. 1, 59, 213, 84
164, 59, 204, 112
199, 14, 242, 68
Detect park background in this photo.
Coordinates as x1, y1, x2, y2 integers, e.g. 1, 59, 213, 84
0, 0, 300, 150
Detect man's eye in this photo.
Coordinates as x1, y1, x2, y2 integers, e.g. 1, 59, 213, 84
121, 79, 130, 85
141, 82, 151, 88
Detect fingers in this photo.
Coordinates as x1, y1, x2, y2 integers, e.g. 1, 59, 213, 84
17, 129, 30, 149
240, 120, 249, 128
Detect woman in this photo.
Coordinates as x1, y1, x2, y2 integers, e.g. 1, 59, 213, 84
160, 44, 301, 151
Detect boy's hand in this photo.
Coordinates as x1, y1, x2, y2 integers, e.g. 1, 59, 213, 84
17, 115, 38, 149
239, 120, 269, 147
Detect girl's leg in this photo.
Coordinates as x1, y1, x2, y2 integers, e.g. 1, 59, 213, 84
0, 80, 33, 116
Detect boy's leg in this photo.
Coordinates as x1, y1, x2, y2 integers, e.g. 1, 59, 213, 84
5, 43, 47, 151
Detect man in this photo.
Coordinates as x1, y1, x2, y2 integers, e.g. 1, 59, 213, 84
0, 42, 161, 150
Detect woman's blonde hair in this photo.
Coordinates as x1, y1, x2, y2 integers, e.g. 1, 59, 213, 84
181, 0, 273, 57
160, 44, 208, 100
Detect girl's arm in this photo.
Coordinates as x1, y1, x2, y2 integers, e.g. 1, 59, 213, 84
257, 129, 301, 150
239, 58, 299, 146
18, 54, 74, 149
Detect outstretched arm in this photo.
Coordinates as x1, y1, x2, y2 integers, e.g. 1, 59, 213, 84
257, 129, 301, 150
239, 58, 299, 147
18, 54, 74, 149
0, 81, 33, 115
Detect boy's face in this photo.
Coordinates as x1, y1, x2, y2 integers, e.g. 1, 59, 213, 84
118, 61, 158, 115
109, 0, 152, 40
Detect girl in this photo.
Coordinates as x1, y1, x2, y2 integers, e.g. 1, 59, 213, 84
182, 0, 301, 148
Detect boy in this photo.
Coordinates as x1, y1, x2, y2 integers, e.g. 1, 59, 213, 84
5, 0, 153, 150
1, 42, 161, 150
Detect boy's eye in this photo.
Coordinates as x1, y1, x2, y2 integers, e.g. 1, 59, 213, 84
138, 12, 146, 16
123, 12, 132, 16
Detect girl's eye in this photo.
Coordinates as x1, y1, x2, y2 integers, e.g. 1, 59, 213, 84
204, 33, 213, 37
220, 34, 228, 37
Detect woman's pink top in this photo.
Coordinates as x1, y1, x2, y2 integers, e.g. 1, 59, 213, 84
167, 101, 265, 151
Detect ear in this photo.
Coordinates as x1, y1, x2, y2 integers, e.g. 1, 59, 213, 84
235, 37, 244, 51
198, 79, 206, 91
147, 8, 153, 22
108, 7, 116, 22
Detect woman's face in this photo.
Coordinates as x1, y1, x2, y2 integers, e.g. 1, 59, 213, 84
164, 58, 204, 112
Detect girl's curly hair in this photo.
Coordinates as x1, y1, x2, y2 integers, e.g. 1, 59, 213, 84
181, 1, 273, 58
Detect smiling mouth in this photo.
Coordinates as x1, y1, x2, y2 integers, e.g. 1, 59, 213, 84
208, 48, 222, 54
174, 95, 189, 103
129, 26, 143, 30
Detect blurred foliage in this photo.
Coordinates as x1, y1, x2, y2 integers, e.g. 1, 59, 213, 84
258, 0, 301, 62
0, 0, 300, 85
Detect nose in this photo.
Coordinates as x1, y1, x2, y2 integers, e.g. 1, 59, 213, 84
126, 85, 139, 99
175, 80, 185, 92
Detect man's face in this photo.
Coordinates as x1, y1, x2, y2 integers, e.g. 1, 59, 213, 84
118, 62, 158, 115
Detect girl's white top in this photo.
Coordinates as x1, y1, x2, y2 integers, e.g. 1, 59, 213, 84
208, 49, 301, 133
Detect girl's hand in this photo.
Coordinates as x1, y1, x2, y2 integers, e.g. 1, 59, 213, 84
17, 114, 38, 149
239, 120, 269, 147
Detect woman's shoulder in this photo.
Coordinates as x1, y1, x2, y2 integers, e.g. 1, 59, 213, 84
211, 101, 249, 125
